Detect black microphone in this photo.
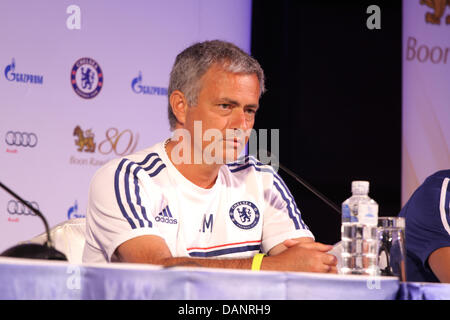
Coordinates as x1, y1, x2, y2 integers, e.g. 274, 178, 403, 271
259, 151, 342, 215
0, 180, 67, 260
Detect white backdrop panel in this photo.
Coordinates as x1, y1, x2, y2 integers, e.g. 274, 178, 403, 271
0, 0, 252, 252
402, 2, 450, 204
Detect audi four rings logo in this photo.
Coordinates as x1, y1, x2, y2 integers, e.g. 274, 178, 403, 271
5, 131, 38, 147
7, 200, 38, 216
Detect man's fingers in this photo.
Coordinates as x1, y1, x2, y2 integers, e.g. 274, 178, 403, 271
299, 241, 333, 252
282, 239, 299, 248
317, 263, 338, 274
320, 261, 338, 274
282, 237, 314, 248
328, 266, 338, 274
322, 253, 338, 266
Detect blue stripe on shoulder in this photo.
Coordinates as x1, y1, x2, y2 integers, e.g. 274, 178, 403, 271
114, 159, 137, 229
272, 171, 307, 230
226, 155, 254, 167
144, 157, 162, 171
138, 152, 159, 166
132, 166, 152, 228
227, 156, 262, 170
273, 180, 300, 230
124, 161, 145, 228
149, 163, 166, 177
138, 152, 166, 178
114, 152, 159, 229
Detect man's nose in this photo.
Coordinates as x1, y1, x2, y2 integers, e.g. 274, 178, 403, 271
230, 108, 249, 130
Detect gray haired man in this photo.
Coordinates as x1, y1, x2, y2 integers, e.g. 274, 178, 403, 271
83, 40, 337, 273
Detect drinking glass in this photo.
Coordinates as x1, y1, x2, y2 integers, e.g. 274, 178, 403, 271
377, 217, 407, 281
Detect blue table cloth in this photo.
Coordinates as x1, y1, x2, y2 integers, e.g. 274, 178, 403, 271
398, 282, 450, 300
0, 257, 448, 300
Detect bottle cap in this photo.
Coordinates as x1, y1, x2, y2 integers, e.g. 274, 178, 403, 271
351, 181, 369, 195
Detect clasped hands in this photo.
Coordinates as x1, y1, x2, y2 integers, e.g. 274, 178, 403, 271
266, 238, 338, 274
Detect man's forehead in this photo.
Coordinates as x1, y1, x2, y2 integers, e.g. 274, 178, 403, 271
201, 67, 260, 91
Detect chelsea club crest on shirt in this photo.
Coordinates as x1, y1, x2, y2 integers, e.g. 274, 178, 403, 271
229, 201, 260, 230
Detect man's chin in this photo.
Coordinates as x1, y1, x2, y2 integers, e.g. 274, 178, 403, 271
200, 143, 246, 165
223, 147, 246, 164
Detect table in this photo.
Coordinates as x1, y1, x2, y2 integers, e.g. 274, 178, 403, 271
0, 257, 448, 300
398, 282, 450, 300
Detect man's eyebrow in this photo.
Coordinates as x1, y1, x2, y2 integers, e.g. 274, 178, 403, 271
218, 97, 240, 105
246, 103, 259, 110
219, 97, 259, 109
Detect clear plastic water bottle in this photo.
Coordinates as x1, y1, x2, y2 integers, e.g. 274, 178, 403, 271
340, 181, 379, 275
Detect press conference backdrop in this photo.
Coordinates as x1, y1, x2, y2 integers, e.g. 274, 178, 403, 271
402, 2, 450, 204
0, 0, 252, 253
1, 1, 449, 254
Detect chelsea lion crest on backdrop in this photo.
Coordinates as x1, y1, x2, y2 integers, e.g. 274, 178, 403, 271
71, 57, 103, 99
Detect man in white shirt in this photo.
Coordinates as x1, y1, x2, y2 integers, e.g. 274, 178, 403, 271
83, 40, 337, 273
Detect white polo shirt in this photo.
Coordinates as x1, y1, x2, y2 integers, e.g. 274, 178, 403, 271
82, 140, 314, 263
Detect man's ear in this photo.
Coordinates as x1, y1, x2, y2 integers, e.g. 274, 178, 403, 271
169, 90, 189, 126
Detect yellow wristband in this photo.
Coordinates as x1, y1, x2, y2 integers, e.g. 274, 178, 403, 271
251, 253, 266, 271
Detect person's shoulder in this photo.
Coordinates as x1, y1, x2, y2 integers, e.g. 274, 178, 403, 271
400, 169, 450, 219
88, 143, 167, 199
417, 169, 450, 195
92, 143, 165, 181
425, 170, 450, 184
225, 155, 276, 176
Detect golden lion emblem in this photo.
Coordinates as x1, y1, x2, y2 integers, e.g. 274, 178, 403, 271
73, 125, 96, 153
421, 0, 450, 24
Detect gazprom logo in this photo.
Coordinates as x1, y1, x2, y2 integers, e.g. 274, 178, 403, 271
67, 200, 85, 219
131, 71, 167, 96
4, 58, 43, 84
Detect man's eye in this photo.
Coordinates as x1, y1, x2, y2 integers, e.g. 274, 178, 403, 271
245, 109, 256, 114
219, 104, 231, 109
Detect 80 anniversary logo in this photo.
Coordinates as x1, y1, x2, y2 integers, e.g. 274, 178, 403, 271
73, 125, 139, 156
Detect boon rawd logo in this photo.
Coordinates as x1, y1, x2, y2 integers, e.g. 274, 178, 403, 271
73, 126, 95, 153
421, 0, 450, 25
70, 125, 139, 166
405, 1, 450, 64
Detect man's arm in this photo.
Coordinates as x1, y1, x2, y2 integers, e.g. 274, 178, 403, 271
428, 247, 450, 283
114, 235, 337, 273
114, 235, 251, 269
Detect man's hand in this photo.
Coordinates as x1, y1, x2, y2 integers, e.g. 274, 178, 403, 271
262, 239, 338, 273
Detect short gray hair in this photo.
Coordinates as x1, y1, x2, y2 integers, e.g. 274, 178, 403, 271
167, 40, 265, 131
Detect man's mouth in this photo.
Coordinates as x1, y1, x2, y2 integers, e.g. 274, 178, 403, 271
224, 138, 243, 147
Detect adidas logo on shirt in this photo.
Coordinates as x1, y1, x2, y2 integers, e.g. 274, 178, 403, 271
155, 206, 177, 224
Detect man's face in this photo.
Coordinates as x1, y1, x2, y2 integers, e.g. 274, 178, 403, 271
184, 64, 260, 163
